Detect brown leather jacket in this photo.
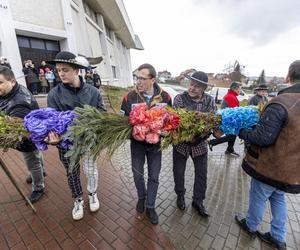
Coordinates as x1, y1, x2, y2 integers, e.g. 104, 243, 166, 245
243, 93, 300, 193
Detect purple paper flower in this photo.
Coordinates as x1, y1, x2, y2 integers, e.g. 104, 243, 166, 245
24, 108, 76, 150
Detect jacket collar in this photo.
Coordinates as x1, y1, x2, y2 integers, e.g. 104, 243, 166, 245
278, 83, 300, 95
62, 76, 84, 91
1, 82, 19, 99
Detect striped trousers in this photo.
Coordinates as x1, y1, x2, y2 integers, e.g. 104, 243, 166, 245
58, 147, 98, 199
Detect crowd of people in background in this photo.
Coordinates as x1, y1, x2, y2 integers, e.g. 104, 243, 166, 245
0, 56, 101, 95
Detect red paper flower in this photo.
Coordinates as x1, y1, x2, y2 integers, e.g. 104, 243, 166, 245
129, 104, 180, 144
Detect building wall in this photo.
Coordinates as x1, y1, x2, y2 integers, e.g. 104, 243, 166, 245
10, 0, 65, 30
0, 0, 136, 88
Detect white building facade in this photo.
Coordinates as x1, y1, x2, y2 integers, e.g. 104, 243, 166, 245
0, 0, 143, 87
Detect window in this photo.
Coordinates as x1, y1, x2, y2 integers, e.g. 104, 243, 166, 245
17, 36, 30, 48
17, 36, 60, 51
112, 66, 117, 78
30, 38, 45, 49
83, 1, 99, 24
105, 25, 113, 40
46, 41, 59, 51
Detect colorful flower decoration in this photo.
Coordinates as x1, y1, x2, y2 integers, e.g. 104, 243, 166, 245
24, 108, 76, 150
129, 103, 180, 144
217, 106, 259, 135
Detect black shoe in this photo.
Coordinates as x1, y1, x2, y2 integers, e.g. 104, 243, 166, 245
192, 201, 210, 217
146, 208, 159, 225
257, 231, 286, 250
235, 215, 256, 238
136, 198, 145, 213
176, 195, 186, 210
29, 189, 45, 203
26, 172, 47, 184
225, 150, 240, 157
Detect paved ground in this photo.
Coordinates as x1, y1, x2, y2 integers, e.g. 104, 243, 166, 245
0, 95, 299, 249
112, 140, 300, 250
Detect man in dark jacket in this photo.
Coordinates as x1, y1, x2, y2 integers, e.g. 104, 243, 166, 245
235, 61, 300, 250
208, 82, 241, 156
248, 84, 268, 106
120, 63, 172, 224
46, 51, 106, 221
0, 66, 45, 203
173, 71, 217, 217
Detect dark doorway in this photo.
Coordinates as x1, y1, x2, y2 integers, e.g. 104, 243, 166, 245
17, 35, 60, 66
17, 35, 60, 93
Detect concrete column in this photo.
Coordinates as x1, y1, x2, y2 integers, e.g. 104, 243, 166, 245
98, 15, 113, 85
0, 0, 25, 85
60, 0, 77, 52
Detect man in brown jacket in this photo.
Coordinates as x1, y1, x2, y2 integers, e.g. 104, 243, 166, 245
235, 61, 300, 250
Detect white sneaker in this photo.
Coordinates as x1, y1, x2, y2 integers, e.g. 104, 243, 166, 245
89, 193, 99, 212
72, 199, 84, 220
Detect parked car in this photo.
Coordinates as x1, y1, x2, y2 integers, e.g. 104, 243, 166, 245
159, 84, 187, 102
208, 87, 250, 104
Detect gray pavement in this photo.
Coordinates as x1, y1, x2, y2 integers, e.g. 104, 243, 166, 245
112, 139, 300, 250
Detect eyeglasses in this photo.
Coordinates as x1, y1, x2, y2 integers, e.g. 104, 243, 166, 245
135, 76, 152, 81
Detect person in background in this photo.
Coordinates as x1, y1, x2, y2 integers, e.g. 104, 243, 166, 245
248, 84, 269, 106
45, 68, 55, 90
235, 61, 300, 250
172, 71, 217, 217
208, 82, 241, 156
93, 70, 101, 89
39, 68, 48, 94
0, 66, 45, 203
120, 63, 172, 225
46, 51, 106, 221
0, 57, 11, 69
84, 67, 94, 85
22, 60, 40, 95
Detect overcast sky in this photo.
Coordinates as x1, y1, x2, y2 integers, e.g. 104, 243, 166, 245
124, 0, 300, 77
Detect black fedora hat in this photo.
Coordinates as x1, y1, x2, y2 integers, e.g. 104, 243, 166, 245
254, 84, 268, 91
185, 71, 208, 85
47, 51, 89, 69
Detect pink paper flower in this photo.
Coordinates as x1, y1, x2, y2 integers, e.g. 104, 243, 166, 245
145, 132, 160, 144
132, 124, 149, 141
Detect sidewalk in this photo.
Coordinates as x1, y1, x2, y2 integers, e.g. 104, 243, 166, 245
0, 95, 299, 249
112, 141, 300, 250
0, 148, 174, 249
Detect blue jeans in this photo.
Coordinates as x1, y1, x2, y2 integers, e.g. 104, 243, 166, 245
130, 140, 162, 208
246, 178, 287, 242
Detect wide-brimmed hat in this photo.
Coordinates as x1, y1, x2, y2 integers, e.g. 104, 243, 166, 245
185, 71, 208, 85
254, 84, 268, 91
47, 51, 89, 69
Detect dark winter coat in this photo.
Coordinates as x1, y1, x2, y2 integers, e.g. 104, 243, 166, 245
47, 76, 106, 112
0, 83, 39, 152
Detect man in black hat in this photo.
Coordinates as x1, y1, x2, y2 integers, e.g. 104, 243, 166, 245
173, 71, 217, 217
248, 84, 268, 106
45, 51, 106, 220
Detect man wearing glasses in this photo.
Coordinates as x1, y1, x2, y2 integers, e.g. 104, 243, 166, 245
121, 63, 172, 224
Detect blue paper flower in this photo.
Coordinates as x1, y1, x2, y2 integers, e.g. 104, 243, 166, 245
217, 106, 259, 135
24, 108, 76, 150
